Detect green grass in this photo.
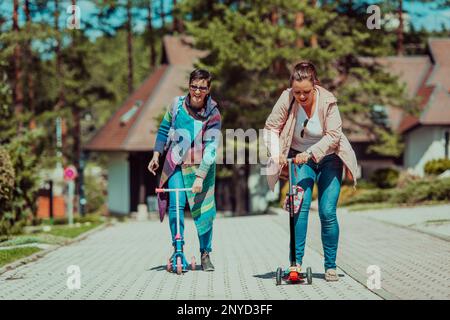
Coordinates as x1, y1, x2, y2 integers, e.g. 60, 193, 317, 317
344, 200, 450, 212
0, 247, 42, 268
43, 222, 103, 239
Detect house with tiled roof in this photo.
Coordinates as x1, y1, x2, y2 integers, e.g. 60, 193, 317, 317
381, 38, 450, 176
352, 38, 450, 178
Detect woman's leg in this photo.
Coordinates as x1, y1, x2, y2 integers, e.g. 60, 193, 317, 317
198, 227, 213, 254
316, 154, 343, 271
291, 161, 316, 266
168, 166, 187, 247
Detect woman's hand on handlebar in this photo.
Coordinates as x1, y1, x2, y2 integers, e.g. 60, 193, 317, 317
294, 152, 310, 164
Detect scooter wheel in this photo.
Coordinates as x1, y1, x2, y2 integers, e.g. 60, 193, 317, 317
167, 258, 173, 272
176, 256, 182, 275
276, 267, 283, 286
191, 256, 196, 271
306, 267, 313, 285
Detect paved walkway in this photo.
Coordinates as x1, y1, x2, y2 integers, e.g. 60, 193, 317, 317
352, 204, 450, 241
0, 213, 379, 300
300, 207, 450, 300
1, 205, 448, 300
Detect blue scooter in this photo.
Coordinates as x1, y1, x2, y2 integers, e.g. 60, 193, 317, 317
156, 187, 196, 275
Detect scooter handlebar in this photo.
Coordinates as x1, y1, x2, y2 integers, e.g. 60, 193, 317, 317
155, 187, 192, 193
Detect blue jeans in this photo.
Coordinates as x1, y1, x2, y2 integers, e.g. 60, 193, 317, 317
168, 166, 213, 254
288, 150, 343, 271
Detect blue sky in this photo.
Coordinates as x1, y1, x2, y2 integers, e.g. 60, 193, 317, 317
1, 0, 449, 40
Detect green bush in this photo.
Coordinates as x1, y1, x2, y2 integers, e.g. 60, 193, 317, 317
345, 177, 450, 207
85, 172, 106, 214
0, 130, 44, 236
424, 158, 450, 175
390, 177, 450, 204
370, 168, 400, 188
0, 146, 15, 209
340, 188, 391, 206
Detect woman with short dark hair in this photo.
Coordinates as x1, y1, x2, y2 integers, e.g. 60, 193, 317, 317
148, 69, 221, 272
264, 61, 358, 281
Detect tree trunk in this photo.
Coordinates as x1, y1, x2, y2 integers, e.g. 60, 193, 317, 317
12, 0, 23, 132
295, 12, 304, 48
172, 0, 177, 32
24, 0, 35, 129
127, 0, 134, 94
160, 0, 165, 28
147, 0, 156, 67
310, 0, 318, 48
55, 0, 64, 111
397, 0, 404, 55
271, 9, 282, 75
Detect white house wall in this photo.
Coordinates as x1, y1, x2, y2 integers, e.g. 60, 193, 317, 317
404, 126, 450, 176
107, 152, 130, 215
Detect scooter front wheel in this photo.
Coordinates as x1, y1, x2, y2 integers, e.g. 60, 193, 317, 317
276, 267, 283, 286
176, 256, 183, 275
306, 267, 313, 285
191, 256, 196, 271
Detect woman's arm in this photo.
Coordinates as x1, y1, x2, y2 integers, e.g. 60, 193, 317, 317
153, 108, 173, 154
308, 102, 342, 162
195, 110, 222, 179
263, 90, 290, 159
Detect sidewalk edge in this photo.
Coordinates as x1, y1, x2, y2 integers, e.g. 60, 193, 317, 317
0, 222, 110, 276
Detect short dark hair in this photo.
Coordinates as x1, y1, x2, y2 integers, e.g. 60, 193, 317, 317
189, 69, 212, 87
290, 61, 320, 86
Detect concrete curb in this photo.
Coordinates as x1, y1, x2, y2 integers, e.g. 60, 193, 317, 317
0, 222, 110, 276
350, 214, 450, 242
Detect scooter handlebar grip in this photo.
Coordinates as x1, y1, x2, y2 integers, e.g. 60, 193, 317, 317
155, 188, 164, 193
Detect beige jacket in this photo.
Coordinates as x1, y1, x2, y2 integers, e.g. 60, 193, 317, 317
263, 85, 358, 191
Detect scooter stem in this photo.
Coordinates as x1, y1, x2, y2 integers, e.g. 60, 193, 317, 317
287, 158, 297, 267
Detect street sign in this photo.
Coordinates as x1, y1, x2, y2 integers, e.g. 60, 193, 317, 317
64, 165, 78, 181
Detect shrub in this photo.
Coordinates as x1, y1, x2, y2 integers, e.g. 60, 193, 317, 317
0, 130, 43, 236
340, 188, 391, 206
396, 171, 421, 188
0, 146, 15, 209
370, 168, 400, 188
389, 177, 450, 205
424, 158, 450, 176
85, 171, 107, 214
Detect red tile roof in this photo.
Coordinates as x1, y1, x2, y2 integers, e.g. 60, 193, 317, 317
84, 66, 168, 151
387, 38, 450, 133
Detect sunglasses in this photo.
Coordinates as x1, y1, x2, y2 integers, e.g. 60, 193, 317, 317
190, 84, 209, 92
301, 119, 309, 138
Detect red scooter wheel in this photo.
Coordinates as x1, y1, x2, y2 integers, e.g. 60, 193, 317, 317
167, 258, 172, 272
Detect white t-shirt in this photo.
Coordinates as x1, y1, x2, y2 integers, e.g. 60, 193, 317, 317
291, 88, 323, 152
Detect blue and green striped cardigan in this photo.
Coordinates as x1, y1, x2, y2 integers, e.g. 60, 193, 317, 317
154, 95, 221, 236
